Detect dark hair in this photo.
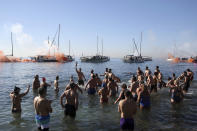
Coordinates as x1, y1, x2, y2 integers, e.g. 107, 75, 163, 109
121, 84, 127, 89
132, 76, 137, 81
106, 68, 108, 71
14, 86, 20, 94
109, 77, 113, 81
92, 75, 95, 79
146, 66, 148, 70
172, 73, 175, 77
168, 77, 172, 80
154, 72, 158, 76
91, 69, 94, 73
70, 83, 75, 89
125, 90, 131, 98
38, 87, 46, 96
187, 69, 191, 72
56, 76, 59, 80
156, 66, 159, 69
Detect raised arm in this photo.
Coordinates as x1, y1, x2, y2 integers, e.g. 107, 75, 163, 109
60, 92, 66, 108
20, 85, 30, 97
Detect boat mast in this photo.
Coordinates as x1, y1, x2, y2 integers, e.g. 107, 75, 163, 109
11, 32, 13, 56
97, 34, 99, 55
140, 32, 142, 57
69, 40, 71, 56
57, 24, 60, 51
48, 36, 50, 56
102, 38, 103, 56
133, 39, 140, 56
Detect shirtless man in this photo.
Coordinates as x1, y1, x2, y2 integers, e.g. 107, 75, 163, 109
33, 75, 40, 90
171, 80, 184, 103
166, 77, 175, 93
60, 83, 78, 118
65, 76, 83, 94
158, 72, 165, 89
114, 84, 129, 104
95, 74, 102, 87
147, 72, 157, 93
129, 76, 139, 101
187, 69, 194, 82
90, 69, 94, 77
85, 75, 98, 95
54, 76, 59, 92
144, 66, 151, 82
34, 87, 52, 131
75, 62, 86, 86
182, 71, 190, 93
40, 77, 51, 92
107, 77, 119, 97
98, 84, 109, 104
118, 91, 137, 131
154, 66, 160, 77
10, 85, 30, 113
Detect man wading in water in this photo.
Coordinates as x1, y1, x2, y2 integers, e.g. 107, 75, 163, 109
10, 85, 30, 113
34, 87, 52, 131
75, 62, 86, 86
118, 90, 137, 131
60, 83, 79, 119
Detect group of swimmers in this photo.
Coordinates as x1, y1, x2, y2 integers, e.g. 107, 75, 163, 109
9, 63, 194, 131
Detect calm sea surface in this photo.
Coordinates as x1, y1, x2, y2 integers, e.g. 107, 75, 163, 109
0, 58, 197, 131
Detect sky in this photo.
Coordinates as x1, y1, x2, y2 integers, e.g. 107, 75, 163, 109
0, 0, 197, 58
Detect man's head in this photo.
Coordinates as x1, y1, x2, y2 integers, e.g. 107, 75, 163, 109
38, 87, 46, 96
109, 69, 112, 73
146, 66, 148, 70
124, 90, 131, 98
79, 68, 82, 72
35, 75, 39, 79
91, 69, 94, 74
56, 76, 59, 80
42, 77, 46, 82
70, 83, 75, 90
105, 68, 108, 72
14, 86, 20, 95
121, 83, 127, 89
131, 76, 137, 82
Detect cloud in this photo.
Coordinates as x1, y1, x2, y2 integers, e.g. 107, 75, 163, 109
11, 23, 23, 34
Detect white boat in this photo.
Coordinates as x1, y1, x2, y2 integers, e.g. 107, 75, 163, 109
33, 55, 57, 62
123, 55, 144, 63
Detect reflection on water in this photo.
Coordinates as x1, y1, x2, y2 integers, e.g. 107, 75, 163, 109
0, 59, 197, 131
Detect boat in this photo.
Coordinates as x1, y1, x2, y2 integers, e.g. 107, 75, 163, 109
63, 40, 74, 62
80, 35, 110, 63
123, 33, 144, 63
142, 56, 152, 61
33, 55, 57, 62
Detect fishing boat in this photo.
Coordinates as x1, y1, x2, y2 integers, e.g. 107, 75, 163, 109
80, 35, 110, 63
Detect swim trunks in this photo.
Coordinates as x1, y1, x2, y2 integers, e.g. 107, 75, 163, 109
78, 79, 84, 86
35, 114, 50, 130
120, 118, 134, 130
64, 104, 76, 118
88, 88, 96, 95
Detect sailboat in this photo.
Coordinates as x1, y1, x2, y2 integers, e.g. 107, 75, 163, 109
63, 40, 75, 62
80, 35, 110, 62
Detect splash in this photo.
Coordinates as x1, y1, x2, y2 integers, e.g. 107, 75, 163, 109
55, 52, 68, 62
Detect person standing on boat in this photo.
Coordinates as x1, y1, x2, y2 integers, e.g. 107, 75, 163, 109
34, 87, 52, 131
61, 83, 79, 119
118, 90, 137, 131
75, 62, 86, 86
85, 75, 98, 95
10, 85, 30, 113
33, 75, 40, 90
